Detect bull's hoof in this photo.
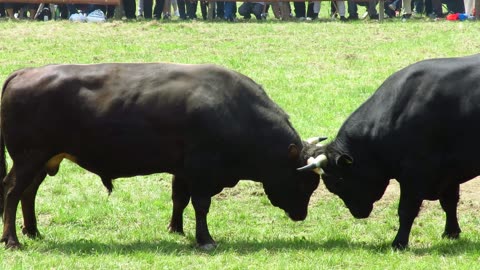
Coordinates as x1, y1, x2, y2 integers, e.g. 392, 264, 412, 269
168, 225, 185, 236
4, 239, 22, 250
198, 242, 217, 251
442, 231, 461, 240
22, 227, 42, 239
391, 240, 408, 251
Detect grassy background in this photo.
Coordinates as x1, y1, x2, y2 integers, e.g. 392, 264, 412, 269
1, 15, 480, 269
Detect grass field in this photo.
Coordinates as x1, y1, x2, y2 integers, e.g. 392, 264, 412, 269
1, 14, 480, 269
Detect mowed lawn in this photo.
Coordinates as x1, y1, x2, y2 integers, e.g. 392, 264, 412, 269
2, 16, 480, 269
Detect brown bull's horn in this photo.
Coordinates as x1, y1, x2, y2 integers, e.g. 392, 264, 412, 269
306, 136, 328, 145
297, 154, 328, 171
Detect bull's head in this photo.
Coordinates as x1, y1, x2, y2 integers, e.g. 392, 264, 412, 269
297, 149, 389, 219
263, 137, 326, 221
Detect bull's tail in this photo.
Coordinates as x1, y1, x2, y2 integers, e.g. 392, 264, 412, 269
0, 72, 17, 216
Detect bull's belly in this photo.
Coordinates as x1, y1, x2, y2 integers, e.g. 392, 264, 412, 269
46, 147, 182, 179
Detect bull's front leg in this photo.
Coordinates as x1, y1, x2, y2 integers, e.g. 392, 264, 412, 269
191, 195, 216, 250
392, 186, 422, 250
439, 184, 461, 239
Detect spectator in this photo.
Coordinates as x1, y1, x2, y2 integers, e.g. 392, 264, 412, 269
311, 1, 347, 20
123, 0, 137, 19
163, 0, 171, 18
177, 0, 192, 19
444, 0, 464, 13
293, 1, 306, 19
238, 1, 265, 20
401, 0, 412, 20
138, 0, 144, 17
224, 1, 237, 21
425, 0, 444, 18
206, 1, 224, 19
0, 3, 5, 18
142, 0, 163, 19
464, 0, 475, 15
348, 0, 379, 19
5, 3, 38, 19
187, 0, 199, 19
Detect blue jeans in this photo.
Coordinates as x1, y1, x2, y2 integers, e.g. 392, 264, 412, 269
224, 2, 236, 20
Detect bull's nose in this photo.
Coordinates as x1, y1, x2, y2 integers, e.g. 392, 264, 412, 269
349, 205, 372, 219
287, 211, 307, 221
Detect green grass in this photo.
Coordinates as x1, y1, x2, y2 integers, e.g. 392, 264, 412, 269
2, 15, 480, 269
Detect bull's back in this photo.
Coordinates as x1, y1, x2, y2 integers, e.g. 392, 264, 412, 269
1, 63, 213, 177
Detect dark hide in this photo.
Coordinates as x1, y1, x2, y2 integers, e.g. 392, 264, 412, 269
320, 54, 480, 249
0, 63, 321, 249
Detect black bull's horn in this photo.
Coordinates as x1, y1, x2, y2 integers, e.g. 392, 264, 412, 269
297, 154, 328, 172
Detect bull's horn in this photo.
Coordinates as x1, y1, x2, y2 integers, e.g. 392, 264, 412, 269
297, 154, 328, 171
306, 136, 328, 145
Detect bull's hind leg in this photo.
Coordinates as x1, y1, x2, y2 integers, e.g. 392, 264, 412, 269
440, 184, 461, 239
1, 161, 43, 248
168, 175, 191, 235
20, 171, 47, 239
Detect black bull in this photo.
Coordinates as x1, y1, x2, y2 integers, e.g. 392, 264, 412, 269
300, 53, 480, 249
0, 63, 323, 249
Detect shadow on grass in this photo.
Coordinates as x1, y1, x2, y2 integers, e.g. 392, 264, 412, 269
29, 236, 480, 256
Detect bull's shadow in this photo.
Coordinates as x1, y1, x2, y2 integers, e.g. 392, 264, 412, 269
33, 236, 480, 256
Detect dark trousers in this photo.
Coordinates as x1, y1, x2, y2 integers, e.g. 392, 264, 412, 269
144, 0, 165, 18
0, 3, 5, 17
425, 0, 443, 16
293, 1, 305, 17
123, 0, 136, 18
177, 0, 197, 20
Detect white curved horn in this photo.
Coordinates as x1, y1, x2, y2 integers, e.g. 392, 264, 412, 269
297, 154, 328, 172
306, 136, 327, 145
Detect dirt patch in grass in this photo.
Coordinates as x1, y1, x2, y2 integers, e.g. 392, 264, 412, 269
313, 176, 480, 214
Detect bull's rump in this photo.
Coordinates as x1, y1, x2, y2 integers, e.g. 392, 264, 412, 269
1, 63, 272, 178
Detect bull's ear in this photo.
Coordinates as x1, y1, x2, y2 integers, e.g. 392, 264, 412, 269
336, 154, 353, 168
288, 144, 300, 161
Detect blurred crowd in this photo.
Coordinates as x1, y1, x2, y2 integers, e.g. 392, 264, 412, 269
0, 0, 476, 22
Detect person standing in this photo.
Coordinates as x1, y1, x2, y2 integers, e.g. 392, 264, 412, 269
123, 0, 137, 19
238, 1, 265, 20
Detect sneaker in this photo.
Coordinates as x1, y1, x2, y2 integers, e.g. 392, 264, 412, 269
361, 11, 369, 19
340, 16, 347, 21
370, 14, 379, 20
401, 13, 411, 22
86, 9, 105, 22
348, 15, 359, 20
388, 4, 396, 11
